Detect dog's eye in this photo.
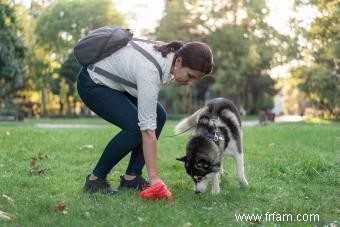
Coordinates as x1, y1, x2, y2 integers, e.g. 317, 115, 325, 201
195, 163, 203, 169
194, 176, 203, 181
203, 164, 209, 169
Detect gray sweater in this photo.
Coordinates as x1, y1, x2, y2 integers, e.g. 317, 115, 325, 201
87, 41, 175, 130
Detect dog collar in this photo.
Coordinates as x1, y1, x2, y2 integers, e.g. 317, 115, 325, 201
206, 118, 224, 146
206, 131, 224, 146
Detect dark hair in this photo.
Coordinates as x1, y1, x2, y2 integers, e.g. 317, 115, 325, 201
154, 41, 213, 74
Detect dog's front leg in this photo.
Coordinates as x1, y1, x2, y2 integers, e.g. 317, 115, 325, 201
211, 172, 221, 194
234, 153, 248, 187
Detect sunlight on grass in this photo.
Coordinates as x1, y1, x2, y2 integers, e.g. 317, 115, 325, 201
304, 117, 333, 124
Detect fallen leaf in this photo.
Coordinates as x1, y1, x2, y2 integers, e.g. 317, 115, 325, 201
38, 169, 49, 175
36, 151, 47, 159
2, 194, 14, 202
5, 131, 10, 136
30, 159, 37, 168
268, 143, 276, 148
82, 145, 94, 149
137, 217, 144, 222
53, 204, 67, 212
0, 210, 16, 221
182, 222, 192, 227
249, 219, 262, 224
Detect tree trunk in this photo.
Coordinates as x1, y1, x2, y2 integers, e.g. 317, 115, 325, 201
41, 88, 48, 117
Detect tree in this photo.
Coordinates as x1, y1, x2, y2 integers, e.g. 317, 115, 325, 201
292, 0, 339, 116
209, 0, 293, 113
54, 52, 80, 115
35, 0, 126, 62
155, 0, 210, 113
155, 0, 289, 114
32, 0, 126, 115
15, 0, 61, 116
0, 1, 26, 107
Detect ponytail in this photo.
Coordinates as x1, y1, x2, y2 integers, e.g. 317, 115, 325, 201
155, 41, 213, 74
153, 41, 184, 57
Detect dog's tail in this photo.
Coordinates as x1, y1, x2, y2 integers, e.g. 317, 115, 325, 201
174, 108, 204, 135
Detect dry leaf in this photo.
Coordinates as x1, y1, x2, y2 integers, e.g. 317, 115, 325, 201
36, 151, 46, 159
82, 145, 94, 149
137, 217, 144, 222
268, 143, 276, 148
2, 194, 14, 202
53, 204, 67, 212
30, 159, 37, 168
0, 210, 16, 221
250, 219, 262, 224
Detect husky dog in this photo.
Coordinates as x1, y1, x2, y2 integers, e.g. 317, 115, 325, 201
175, 98, 248, 194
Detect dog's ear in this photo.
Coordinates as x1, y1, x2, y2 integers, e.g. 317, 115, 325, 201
176, 156, 187, 162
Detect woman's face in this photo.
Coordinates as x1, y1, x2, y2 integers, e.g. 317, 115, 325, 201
172, 57, 206, 86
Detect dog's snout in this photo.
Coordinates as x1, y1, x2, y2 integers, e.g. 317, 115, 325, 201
195, 190, 201, 194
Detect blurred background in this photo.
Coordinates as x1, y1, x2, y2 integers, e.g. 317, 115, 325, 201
0, 0, 338, 121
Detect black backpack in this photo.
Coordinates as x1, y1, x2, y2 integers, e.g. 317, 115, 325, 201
73, 25, 163, 88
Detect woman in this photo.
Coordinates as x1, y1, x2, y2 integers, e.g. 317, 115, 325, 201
77, 40, 213, 200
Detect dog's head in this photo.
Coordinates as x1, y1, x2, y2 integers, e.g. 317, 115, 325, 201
177, 135, 221, 193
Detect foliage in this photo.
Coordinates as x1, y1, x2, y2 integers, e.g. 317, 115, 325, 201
53, 52, 81, 115
292, 0, 339, 115
35, 0, 126, 61
0, 1, 26, 100
20, 0, 126, 115
276, 76, 309, 115
154, 0, 193, 42
155, 0, 291, 114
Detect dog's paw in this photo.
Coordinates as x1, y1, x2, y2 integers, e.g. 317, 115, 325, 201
211, 189, 220, 195
211, 185, 220, 194
239, 179, 249, 188
219, 169, 224, 175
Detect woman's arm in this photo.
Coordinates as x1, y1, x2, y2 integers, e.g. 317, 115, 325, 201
142, 130, 161, 185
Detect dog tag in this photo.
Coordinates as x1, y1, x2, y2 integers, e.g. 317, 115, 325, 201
214, 132, 224, 141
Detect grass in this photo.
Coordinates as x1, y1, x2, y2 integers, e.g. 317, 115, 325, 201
0, 119, 339, 226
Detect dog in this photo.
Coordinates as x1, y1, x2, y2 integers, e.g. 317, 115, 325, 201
175, 98, 248, 194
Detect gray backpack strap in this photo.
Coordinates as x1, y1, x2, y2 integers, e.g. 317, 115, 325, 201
131, 37, 163, 44
87, 64, 137, 89
129, 40, 163, 83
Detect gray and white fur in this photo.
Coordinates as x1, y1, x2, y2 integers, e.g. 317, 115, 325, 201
176, 98, 248, 194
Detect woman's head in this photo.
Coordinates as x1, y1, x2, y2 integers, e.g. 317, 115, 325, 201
154, 41, 213, 86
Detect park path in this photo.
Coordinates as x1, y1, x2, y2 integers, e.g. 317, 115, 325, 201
34, 115, 304, 129
35, 123, 110, 129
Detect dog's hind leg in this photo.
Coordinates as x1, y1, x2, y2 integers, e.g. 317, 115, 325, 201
233, 152, 248, 187
220, 157, 224, 175
211, 172, 221, 194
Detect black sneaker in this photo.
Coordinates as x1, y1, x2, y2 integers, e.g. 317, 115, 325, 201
84, 174, 119, 194
118, 175, 150, 191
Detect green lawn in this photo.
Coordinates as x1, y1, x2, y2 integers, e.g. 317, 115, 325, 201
0, 119, 339, 226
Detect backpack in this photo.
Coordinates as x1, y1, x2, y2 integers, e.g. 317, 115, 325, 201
73, 25, 163, 88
